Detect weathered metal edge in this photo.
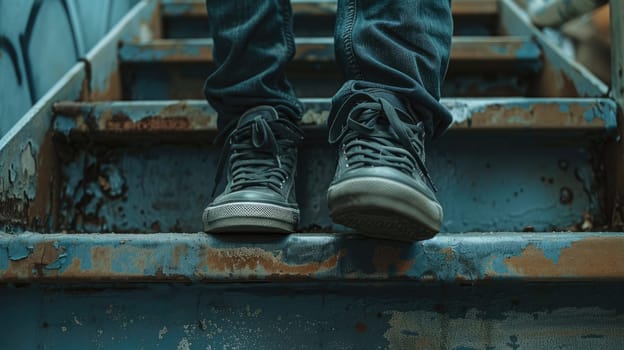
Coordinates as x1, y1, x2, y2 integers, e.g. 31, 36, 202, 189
0, 63, 87, 230
52, 98, 618, 137
499, 0, 608, 97
1, 232, 623, 283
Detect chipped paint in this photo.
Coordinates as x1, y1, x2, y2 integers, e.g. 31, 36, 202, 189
197, 246, 344, 278
53, 98, 618, 136
1, 233, 624, 283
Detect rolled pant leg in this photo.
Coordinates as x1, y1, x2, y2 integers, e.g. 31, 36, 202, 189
204, 0, 303, 130
332, 0, 453, 138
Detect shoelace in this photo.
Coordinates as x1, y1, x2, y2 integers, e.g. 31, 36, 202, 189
329, 94, 438, 191
212, 114, 303, 196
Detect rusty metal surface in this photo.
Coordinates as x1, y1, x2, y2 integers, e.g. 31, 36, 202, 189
52, 98, 617, 137
118, 37, 541, 70
0, 0, 159, 232
83, 0, 159, 101
47, 98, 614, 233
120, 61, 537, 99
1, 282, 624, 349
609, 0, 624, 229
44, 131, 607, 233
0, 63, 87, 232
160, 0, 499, 38
1, 232, 624, 282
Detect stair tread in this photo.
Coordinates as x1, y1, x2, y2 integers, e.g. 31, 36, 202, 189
118, 37, 541, 67
53, 98, 617, 136
2, 232, 623, 283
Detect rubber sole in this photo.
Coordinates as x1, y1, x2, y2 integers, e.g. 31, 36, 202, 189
203, 202, 299, 233
327, 177, 443, 241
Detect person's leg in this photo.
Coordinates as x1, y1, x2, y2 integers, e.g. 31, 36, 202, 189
204, 0, 303, 129
203, 0, 304, 233
327, 0, 453, 240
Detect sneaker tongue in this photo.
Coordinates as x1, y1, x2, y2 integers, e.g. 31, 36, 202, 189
365, 90, 418, 124
238, 106, 279, 126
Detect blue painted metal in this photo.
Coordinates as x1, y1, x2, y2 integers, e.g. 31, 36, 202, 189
117, 37, 541, 68
52, 98, 618, 134
0, 0, 139, 138
1, 1, 624, 348
48, 130, 608, 233
117, 36, 543, 99
159, 0, 500, 38
1, 282, 623, 349
0, 0, 159, 233
2, 232, 624, 282
0, 62, 87, 232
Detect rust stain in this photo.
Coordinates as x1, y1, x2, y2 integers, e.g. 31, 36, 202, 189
465, 103, 602, 129
199, 247, 344, 277
354, 322, 368, 333
372, 246, 414, 275
91, 246, 113, 272
29, 133, 60, 231
439, 247, 456, 262
505, 237, 624, 278
103, 114, 191, 132
91, 68, 122, 101
172, 245, 188, 269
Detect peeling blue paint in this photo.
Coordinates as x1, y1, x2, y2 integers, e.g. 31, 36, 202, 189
7, 239, 33, 261
44, 253, 67, 270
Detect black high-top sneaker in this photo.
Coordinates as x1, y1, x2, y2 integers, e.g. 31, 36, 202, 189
327, 92, 443, 241
203, 106, 304, 233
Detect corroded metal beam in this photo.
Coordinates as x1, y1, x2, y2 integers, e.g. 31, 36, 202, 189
52, 98, 617, 139
1, 232, 624, 283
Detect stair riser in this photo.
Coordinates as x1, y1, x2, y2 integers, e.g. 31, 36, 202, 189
52, 133, 605, 233
121, 63, 536, 99
162, 15, 499, 39
160, 1, 500, 38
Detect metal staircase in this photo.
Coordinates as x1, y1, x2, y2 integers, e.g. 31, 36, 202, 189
1, 0, 624, 348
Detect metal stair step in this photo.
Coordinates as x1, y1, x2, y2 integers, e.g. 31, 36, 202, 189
161, 0, 499, 18
53, 98, 616, 141
117, 37, 542, 99
160, 0, 500, 38
2, 232, 623, 283
119, 36, 541, 71
48, 98, 615, 234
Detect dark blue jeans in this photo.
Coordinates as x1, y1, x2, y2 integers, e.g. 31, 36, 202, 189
204, 0, 453, 138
